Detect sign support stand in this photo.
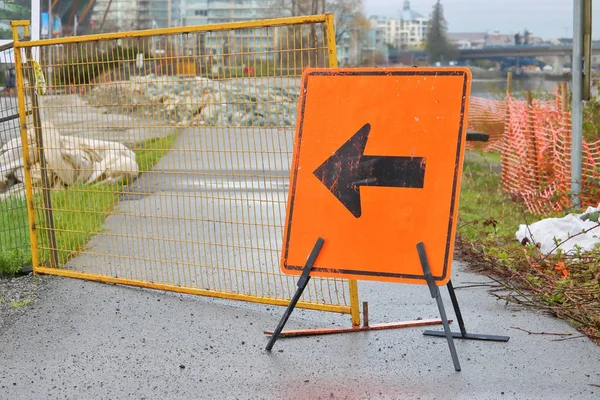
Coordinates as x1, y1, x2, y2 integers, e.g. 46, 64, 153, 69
266, 237, 325, 351
417, 242, 462, 372
422, 280, 510, 342
417, 242, 510, 371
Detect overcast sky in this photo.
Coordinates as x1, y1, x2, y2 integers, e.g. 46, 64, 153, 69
364, 0, 600, 40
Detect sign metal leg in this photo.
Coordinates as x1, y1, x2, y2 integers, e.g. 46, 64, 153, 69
423, 280, 510, 342
265, 237, 325, 351
416, 242, 461, 372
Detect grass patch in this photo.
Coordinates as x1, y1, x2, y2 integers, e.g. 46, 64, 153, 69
2, 132, 179, 270
0, 196, 32, 276
0, 248, 29, 276
459, 150, 537, 244
133, 134, 179, 172
458, 150, 600, 345
9, 297, 33, 308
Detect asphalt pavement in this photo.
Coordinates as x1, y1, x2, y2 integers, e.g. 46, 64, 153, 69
1, 259, 599, 400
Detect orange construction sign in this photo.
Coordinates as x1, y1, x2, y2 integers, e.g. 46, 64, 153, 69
281, 68, 472, 285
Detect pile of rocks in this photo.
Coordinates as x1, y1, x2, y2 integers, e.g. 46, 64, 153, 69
86, 75, 300, 128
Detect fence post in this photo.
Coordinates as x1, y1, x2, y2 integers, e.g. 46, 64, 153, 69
325, 12, 360, 327
11, 21, 60, 269
500, 72, 513, 190
10, 22, 39, 272
559, 82, 571, 205
526, 90, 541, 189
572, 0, 584, 208
560, 82, 569, 113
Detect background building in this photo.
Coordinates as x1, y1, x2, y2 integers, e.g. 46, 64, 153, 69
181, 0, 271, 26
370, 1, 428, 49
91, 0, 181, 31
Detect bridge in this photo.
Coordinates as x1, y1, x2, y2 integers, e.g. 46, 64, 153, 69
395, 44, 600, 63
458, 44, 600, 59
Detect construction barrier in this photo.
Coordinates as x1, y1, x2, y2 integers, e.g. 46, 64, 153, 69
466, 96, 507, 152
501, 90, 576, 215
468, 87, 600, 215
1, 40, 31, 270
10, 15, 360, 322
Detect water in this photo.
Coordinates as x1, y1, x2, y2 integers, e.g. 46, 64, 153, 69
471, 76, 568, 99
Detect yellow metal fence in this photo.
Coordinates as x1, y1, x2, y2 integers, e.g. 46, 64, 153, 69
11, 15, 360, 321
1, 41, 32, 272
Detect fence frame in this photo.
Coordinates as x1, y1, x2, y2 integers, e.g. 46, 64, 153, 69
1, 39, 32, 267
10, 15, 361, 325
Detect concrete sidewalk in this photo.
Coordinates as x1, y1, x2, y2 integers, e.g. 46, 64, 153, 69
1, 260, 598, 400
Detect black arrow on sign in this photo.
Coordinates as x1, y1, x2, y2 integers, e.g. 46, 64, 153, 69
313, 123, 426, 218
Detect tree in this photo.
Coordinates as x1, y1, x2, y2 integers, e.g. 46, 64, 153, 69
272, 0, 364, 43
0, 27, 11, 40
425, 0, 457, 64
523, 29, 531, 45
0, 0, 30, 21
514, 33, 522, 45
0, 0, 31, 39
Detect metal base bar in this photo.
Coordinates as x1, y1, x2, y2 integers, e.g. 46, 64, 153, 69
264, 318, 450, 338
422, 279, 510, 343
422, 331, 510, 342
265, 237, 324, 351
417, 242, 461, 372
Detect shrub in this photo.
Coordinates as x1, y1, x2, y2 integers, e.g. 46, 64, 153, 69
0, 249, 27, 277
52, 45, 146, 86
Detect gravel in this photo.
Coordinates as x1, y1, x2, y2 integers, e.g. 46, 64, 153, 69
0, 274, 47, 335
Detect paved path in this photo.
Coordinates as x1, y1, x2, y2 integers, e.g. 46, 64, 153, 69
61, 126, 303, 300
1, 94, 176, 148
1, 260, 599, 399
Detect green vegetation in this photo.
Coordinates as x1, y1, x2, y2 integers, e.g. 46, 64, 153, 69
582, 97, 600, 142
0, 0, 29, 40
459, 151, 599, 344
0, 249, 29, 277
53, 45, 147, 86
459, 152, 529, 243
0, 132, 178, 275
9, 297, 33, 308
425, 0, 458, 64
0, 196, 31, 276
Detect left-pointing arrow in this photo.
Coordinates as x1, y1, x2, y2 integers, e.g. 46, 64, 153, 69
313, 123, 426, 218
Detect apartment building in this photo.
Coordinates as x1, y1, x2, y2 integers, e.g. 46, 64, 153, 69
179, 0, 280, 59
371, 1, 428, 49
337, 20, 388, 67
181, 0, 272, 26
91, 0, 181, 31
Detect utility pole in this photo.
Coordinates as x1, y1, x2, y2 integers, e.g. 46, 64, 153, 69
571, 0, 593, 208
47, 0, 53, 86
571, 0, 584, 208
31, 0, 40, 60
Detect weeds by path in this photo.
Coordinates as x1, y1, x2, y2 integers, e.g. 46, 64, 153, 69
0, 132, 179, 274
458, 151, 600, 345
0, 274, 46, 335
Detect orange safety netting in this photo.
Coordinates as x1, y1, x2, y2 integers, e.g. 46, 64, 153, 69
467, 92, 600, 214
467, 96, 507, 152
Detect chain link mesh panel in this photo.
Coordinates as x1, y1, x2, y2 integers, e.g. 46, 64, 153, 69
12, 16, 356, 314
1, 41, 31, 271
